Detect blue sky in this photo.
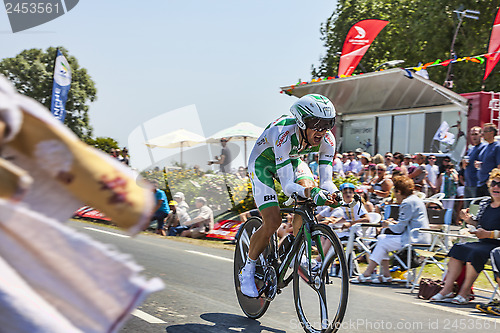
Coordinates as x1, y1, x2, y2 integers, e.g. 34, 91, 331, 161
1, 0, 338, 169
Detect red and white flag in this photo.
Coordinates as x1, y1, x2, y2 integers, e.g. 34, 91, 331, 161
338, 19, 389, 76
484, 7, 500, 80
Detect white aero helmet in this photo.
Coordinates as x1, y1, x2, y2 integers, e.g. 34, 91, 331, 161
290, 94, 336, 131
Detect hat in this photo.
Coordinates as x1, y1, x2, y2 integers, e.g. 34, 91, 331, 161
195, 196, 207, 204
169, 200, 178, 206
360, 152, 371, 161
355, 148, 364, 153
404, 154, 412, 159
340, 182, 356, 191
173, 192, 185, 201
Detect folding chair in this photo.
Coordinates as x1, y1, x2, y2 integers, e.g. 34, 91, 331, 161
390, 207, 453, 288
335, 212, 383, 278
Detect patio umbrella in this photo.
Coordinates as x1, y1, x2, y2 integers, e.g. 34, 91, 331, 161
206, 122, 264, 166
145, 128, 206, 165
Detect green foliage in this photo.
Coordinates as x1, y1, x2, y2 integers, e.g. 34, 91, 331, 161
0, 46, 97, 139
141, 168, 252, 214
313, 0, 500, 93
84, 136, 119, 153
333, 175, 361, 190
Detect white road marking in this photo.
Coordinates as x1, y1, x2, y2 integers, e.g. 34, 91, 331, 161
414, 302, 500, 323
132, 309, 166, 324
185, 250, 232, 262
83, 227, 130, 238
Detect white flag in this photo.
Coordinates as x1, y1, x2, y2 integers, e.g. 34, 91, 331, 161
433, 121, 455, 145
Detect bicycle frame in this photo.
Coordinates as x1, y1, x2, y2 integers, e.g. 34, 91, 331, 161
262, 202, 329, 292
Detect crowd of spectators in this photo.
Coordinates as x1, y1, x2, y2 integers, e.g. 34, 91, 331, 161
109, 147, 130, 166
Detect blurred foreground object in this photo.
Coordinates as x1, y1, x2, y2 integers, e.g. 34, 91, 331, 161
0, 75, 163, 332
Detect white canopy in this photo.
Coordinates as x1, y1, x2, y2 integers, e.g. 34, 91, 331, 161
145, 128, 206, 165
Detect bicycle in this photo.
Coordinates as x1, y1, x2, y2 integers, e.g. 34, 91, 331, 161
234, 193, 353, 333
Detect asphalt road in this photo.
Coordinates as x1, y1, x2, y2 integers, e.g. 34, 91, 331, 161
70, 220, 500, 333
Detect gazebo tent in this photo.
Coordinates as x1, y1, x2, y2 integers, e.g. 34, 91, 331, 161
280, 68, 468, 158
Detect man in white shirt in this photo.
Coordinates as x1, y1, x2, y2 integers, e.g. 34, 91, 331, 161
425, 154, 440, 195
180, 197, 214, 239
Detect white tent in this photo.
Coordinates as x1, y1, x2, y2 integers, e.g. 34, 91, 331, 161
145, 128, 205, 165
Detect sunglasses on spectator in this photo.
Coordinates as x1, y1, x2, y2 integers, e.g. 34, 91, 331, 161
491, 180, 500, 188
428, 157, 436, 160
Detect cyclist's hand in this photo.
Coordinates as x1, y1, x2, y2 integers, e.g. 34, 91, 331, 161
310, 187, 330, 206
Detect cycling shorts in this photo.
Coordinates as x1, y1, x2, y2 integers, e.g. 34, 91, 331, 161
248, 156, 313, 211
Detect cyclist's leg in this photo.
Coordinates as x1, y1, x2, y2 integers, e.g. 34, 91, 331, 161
239, 158, 280, 297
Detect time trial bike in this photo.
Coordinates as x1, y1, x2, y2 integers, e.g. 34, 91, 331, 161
234, 193, 353, 333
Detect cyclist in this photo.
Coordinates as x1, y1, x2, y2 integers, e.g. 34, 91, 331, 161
239, 93, 339, 297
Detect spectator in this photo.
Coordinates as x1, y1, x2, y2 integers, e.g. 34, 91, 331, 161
180, 197, 214, 239
356, 152, 372, 181
120, 147, 130, 165
392, 152, 408, 175
403, 154, 413, 167
464, 126, 486, 206
439, 155, 452, 174
314, 183, 370, 269
476, 123, 500, 197
239, 208, 261, 222
236, 166, 248, 180
430, 168, 500, 304
367, 164, 394, 210
151, 182, 170, 236
333, 153, 345, 178
408, 153, 427, 193
356, 189, 376, 212
475, 247, 500, 315
384, 152, 397, 174
456, 158, 467, 216
436, 163, 458, 211
341, 152, 351, 174
372, 153, 384, 165
277, 213, 294, 241
347, 151, 362, 175
208, 137, 232, 173
165, 200, 180, 231
425, 154, 440, 195
308, 153, 319, 178
173, 191, 190, 217
352, 176, 430, 284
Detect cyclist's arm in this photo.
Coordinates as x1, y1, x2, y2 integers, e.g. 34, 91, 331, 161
318, 132, 338, 193
273, 130, 307, 198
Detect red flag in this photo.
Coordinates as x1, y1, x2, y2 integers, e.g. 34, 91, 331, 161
338, 19, 389, 76
484, 8, 500, 80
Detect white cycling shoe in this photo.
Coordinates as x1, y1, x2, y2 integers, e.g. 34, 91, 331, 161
239, 269, 259, 298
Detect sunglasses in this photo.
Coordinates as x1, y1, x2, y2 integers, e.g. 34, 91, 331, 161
304, 117, 335, 132
491, 180, 500, 188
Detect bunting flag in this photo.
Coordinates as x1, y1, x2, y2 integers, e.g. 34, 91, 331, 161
50, 49, 72, 122
280, 50, 500, 95
484, 7, 500, 80
338, 19, 389, 76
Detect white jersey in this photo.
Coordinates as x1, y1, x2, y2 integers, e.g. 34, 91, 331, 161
249, 116, 337, 198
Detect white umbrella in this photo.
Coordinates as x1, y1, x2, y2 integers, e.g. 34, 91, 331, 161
145, 128, 205, 165
207, 122, 264, 166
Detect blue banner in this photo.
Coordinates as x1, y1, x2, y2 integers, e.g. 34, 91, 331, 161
50, 49, 72, 122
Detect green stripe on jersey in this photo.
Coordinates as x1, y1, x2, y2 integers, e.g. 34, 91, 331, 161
276, 159, 291, 170
319, 160, 332, 166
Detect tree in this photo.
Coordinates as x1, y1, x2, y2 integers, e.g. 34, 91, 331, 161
312, 0, 500, 93
0, 46, 97, 139
84, 136, 119, 153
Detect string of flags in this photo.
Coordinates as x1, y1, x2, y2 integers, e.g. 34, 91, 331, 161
280, 50, 500, 95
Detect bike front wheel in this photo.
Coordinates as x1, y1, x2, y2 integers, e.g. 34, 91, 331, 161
293, 224, 349, 333
233, 217, 273, 319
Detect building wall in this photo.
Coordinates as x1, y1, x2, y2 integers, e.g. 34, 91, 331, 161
339, 104, 466, 157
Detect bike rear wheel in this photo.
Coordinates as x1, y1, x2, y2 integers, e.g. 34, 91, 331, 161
233, 217, 273, 319
293, 224, 349, 333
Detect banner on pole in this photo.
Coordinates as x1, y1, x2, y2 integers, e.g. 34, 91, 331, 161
484, 7, 500, 81
50, 49, 72, 122
433, 121, 456, 145
338, 19, 389, 76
